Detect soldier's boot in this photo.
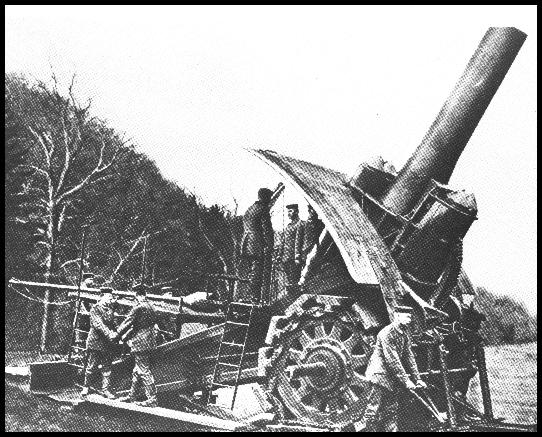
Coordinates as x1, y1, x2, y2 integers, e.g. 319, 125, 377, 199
118, 374, 140, 403
136, 383, 158, 407
81, 370, 93, 396
101, 371, 116, 399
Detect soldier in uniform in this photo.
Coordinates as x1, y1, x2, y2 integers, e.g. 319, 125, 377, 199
355, 305, 427, 432
295, 204, 325, 268
240, 188, 274, 303
81, 286, 118, 399
279, 203, 303, 286
117, 283, 159, 407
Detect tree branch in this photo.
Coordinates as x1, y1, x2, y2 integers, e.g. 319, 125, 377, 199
55, 139, 122, 205
27, 127, 51, 169
108, 227, 149, 282
14, 164, 50, 181
55, 116, 71, 196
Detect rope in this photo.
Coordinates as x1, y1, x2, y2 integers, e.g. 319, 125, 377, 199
8, 284, 77, 306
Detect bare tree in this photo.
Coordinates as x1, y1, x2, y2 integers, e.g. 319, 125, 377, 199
7, 73, 127, 351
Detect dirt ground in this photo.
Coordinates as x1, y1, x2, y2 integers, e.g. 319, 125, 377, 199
5, 342, 537, 431
468, 342, 537, 425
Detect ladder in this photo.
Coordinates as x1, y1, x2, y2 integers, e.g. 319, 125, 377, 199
206, 301, 256, 410
67, 306, 90, 368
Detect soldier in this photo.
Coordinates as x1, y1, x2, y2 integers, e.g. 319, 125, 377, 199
295, 204, 325, 268
240, 188, 274, 303
355, 305, 427, 432
117, 283, 159, 407
279, 203, 303, 286
81, 286, 118, 399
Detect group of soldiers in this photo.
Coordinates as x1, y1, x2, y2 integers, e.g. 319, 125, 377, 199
240, 187, 325, 303
241, 188, 427, 432
80, 282, 159, 408
80, 187, 428, 431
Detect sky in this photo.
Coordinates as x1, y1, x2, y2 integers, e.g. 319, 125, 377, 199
5, 5, 537, 313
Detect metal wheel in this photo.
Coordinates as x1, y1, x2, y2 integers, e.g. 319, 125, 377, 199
267, 312, 375, 427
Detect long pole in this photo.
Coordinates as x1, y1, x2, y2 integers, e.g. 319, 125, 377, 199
67, 225, 89, 361
437, 343, 457, 429
476, 343, 494, 420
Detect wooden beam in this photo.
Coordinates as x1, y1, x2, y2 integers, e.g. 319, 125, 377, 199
78, 394, 245, 431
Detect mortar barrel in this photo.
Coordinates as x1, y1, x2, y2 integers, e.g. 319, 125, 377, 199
381, 27, 526, 216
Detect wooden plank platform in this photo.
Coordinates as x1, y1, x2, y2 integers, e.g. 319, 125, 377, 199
75, 394, 245, 431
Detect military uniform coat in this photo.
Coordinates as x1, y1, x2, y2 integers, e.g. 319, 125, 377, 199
240, 200, 274, 259
280, 218, 303, 263
86, 301, 117, 352
296, 216, 325, 262
117, 300, 158, 353
365, 324, 421, 391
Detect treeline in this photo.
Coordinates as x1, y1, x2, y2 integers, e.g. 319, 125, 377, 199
474, 286, 537, 345
5, 73, 242, 351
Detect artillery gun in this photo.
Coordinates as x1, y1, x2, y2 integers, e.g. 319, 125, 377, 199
12, 27, 534, 432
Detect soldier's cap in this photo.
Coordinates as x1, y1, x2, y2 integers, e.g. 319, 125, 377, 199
82, 273, 95, 280
100, 286, 113, 294
258, 187, 273, 202
133, 283, 149, 296
286, 203, 299, 210
395, 305, 413, 314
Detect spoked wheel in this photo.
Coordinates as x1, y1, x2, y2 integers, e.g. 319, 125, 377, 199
267, 312, 375, 427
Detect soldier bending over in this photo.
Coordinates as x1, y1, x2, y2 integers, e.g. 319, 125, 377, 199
355, 305, 426, 432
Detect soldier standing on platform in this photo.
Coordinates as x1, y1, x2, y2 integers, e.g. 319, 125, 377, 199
117, 283, 159, 407
352, 305, 427, 432
81, 286, 118, 399
240, 188, 274, 303
296, 204, 325, 269
279, 203, 304, 287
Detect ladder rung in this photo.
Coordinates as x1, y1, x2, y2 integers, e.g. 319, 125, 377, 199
222, 342, 243, 347
217, 362, 239, 368
68, 363, 85, 369
71, 346, 86, 350
74, 329, 89, 334
227, 321, 250, 326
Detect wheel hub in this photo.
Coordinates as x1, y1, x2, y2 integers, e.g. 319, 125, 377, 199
303, 339, 351, 393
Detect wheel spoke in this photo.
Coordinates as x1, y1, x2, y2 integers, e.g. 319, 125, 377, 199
343, 388, 359, 405
343, 332, 359, 352
314, 323, 326, 339
351, 354, 369, 369
298, 330, 312, 348
329, 323, 342, 340
297, 380, 311, 399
